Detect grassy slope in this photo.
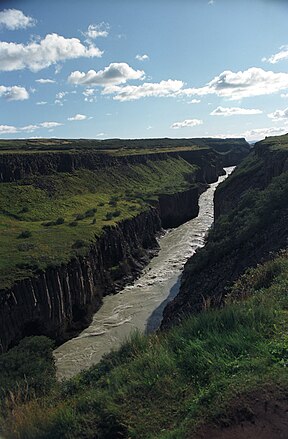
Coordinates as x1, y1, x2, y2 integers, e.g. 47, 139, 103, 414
1, 250, 287, 439
260, 133, 288, 150
0, 156, 196, 290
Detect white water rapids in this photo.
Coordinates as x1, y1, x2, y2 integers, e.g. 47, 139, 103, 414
54, 167, 234, 379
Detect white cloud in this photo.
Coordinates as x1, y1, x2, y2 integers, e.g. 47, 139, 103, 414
35, 78, 56, 84
182, 67, 288, 100
170, 119, 203, 129
54, 91, 69, 105
21, 124, 39, 132
40, 122, 63, 128
136, 54, 149, 61
0, 124, 18, 134
36, 101, 47, 105
83, 88, 96, 102
100, 67, 288, 103
0, 121, 63, 136
96, 132, 105, 137
208, 0, 215, 5
84, 23, 109, 39
103, 79, 184, 101
188, 99, 201, 104
0, 9, 36, 30
210, 106, 262, 116
263, 45, 288, 64
268, 107, 288, 121
83, 88, 95, 96
56, 91, 68, 99
0, 33, 102, 72
68, 62, 145, 86
68, 114, 87, 121
0, 85, 29, 101
281, 93, 288, 98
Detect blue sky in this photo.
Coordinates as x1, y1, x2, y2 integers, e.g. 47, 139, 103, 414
1, 0, 288, 141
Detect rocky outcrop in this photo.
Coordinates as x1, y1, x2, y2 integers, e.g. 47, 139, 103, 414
177, 149, 226, 184
161, 137, 288, 329
159, 187, 200, 228
0, 208, 161, 353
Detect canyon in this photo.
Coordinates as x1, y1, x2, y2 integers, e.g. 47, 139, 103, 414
0, 138, 248, 353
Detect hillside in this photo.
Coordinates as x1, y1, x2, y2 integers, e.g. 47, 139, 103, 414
162, 133, 288, 328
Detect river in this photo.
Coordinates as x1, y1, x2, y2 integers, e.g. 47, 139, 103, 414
54, 167, 234, 380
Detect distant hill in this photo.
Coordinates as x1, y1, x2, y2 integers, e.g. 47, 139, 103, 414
0, 137, 250, 154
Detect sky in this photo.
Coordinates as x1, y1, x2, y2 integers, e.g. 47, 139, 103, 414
1, 0, 288, 141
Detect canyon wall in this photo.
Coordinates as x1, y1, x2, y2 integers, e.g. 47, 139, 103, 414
162, 136, 288, 329
159, 187, 200, 229
0, 138, 247, 183
0, 209, 162, 352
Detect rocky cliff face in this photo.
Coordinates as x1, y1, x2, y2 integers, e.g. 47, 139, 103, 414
0, 145, 237, 183
177, 149, 226, 184
161, 137, 288, 329
0, 151, 154, 183
0, 209, 161, 352
159, 187, 200, 229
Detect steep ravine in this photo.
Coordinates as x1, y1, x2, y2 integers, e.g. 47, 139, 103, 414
54, 168, 234, 379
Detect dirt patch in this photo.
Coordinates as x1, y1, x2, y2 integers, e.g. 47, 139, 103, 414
192, 386, 288, 439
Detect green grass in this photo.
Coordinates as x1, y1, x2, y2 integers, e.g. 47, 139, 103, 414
0, 156, 197, 290
215, 149, 262, 191
1, 250, 287, 438
259, 132, 288, 151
